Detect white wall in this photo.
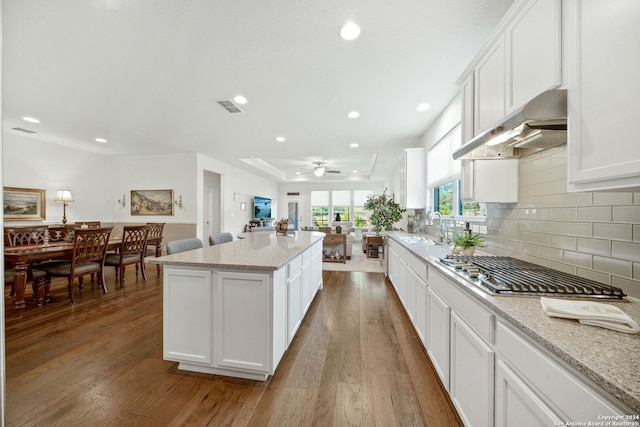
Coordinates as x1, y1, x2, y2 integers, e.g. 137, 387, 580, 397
3, 132, 280, 238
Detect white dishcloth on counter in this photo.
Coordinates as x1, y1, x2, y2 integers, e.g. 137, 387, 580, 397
540, 297, 640, 334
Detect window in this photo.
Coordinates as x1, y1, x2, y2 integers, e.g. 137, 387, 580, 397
433, 180, 486, 217
353, 190, 372, 227
311, 191, 330, 226
331, 190, 351, 222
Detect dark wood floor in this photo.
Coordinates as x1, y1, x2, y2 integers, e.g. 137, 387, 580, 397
4, 266, 462, 426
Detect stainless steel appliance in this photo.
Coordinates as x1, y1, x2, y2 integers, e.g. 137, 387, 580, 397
439, 255, 626, 299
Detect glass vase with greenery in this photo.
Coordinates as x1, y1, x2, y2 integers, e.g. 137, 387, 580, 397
363, 189, 406, 233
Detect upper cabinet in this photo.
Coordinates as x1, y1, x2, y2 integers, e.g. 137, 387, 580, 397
566, 0, 640, 192
399, 148, 425, 209
474, 0, 562, 135
459, 0, 562, 203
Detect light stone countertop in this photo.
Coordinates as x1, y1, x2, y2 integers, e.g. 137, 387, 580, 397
148, 231, 324, 271
386, 231, 640, 414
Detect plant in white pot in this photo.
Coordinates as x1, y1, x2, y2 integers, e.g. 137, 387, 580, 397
451, 232, 487, 256
363, 189, 406, 233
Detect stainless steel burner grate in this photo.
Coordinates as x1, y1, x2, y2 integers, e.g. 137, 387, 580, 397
439, 255, 626, 299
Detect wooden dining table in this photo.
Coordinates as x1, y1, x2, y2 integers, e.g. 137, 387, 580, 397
4, 239, 122, 317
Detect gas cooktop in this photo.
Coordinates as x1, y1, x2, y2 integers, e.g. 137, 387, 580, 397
439, 255, 626, 299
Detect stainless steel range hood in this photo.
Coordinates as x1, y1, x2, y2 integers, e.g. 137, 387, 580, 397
453, 89, 567, 160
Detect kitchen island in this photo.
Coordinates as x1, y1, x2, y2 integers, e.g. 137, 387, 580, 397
385, 231, 640, 424
148, 231, 324, 380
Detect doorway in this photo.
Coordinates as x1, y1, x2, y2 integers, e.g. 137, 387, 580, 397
203, 171, 221, 245
285, 197, 302, 230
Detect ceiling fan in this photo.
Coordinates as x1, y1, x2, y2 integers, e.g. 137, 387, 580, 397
312, 162, 341, 177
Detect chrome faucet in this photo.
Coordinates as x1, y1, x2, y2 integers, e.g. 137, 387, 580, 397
429, 211, 446, 242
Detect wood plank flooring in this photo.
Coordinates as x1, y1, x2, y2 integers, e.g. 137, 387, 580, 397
4, 267, 462, 426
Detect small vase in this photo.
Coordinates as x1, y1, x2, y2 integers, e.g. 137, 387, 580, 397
461, 246, 476, 256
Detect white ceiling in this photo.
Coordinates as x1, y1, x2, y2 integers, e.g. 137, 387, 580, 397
2, 0, 514, 183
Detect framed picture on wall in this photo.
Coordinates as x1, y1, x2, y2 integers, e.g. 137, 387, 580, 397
130, 189, 174, 216
3, 187, 46, 221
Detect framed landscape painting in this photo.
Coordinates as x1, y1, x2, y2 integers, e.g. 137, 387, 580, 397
131, 189, 174, 216
3, 187, 46, 221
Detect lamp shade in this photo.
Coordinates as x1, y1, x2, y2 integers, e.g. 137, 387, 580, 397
54, 190, 74, 202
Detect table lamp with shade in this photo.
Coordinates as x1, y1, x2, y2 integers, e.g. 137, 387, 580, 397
54, 189, 74, 224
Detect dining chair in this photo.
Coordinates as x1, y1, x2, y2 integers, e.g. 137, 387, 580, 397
5, 226, 49, 246
209, 232, 233, 245
44, 227, 113, 304
145, 222, 165, 273
5, 268, 47, 304
104, 225, 149, 286
165, 238, 203, 255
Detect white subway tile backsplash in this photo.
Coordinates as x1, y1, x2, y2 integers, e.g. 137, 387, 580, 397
550, 235, 576, 250
593, 223, 633, 242
611, 277, 640, 299
563, 192, 593, 207
593, 256, 632, 278
483, 145, 640, 297
577, 206, 612, 222
563, 250, 592, 269
612, 206, 640, 223
576, 237, 610, 256
594, 192, 633, 206
611, 241, 640, 261
563, 222, 592, 237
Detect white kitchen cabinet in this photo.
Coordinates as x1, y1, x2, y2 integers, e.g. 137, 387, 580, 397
474, 36, 506, 135
404, 264, 418, 323
505, 0, 562, 113
495, 359, 563, 427
450, 312, 495, 427
466, 0, 562, 140
426, 287, 450, 389
414, 267, 428, 347
213, 271, 272, 373
461, 158, 518, 203
496, 321, 631, 421
287, 268, 303, 346
399, 148, 425, 209
566, 0, 640, 192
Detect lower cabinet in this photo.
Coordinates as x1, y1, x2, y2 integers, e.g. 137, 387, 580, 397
163, 241, 323, 381
495, 359, 562, 427
450, 312, 494, 427
426, 287, 450, 390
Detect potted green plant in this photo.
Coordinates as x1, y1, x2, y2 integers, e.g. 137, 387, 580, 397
363, 189, 406, 233
451, 232, 487, 256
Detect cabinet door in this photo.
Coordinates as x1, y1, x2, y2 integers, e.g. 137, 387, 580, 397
474, 37, 506, 134
163, 268, 213, 365
399, 148, 425, 209
470, 158, 518, 203
213, 271, 271, 372
505, 0, 562, 112
495, 359, 563, 427
287, 271, 303, 345
404, 265, 417, 322
567, 0, 640, 191
414, 272, 428, 347
426, 288, 450, 389
450, 312, 495, 427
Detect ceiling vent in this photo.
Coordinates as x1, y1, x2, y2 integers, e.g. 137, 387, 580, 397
217, 99, 244, 114
11, 127, 37, 134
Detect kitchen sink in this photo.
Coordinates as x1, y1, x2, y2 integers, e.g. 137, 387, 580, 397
399, 236, 438, 245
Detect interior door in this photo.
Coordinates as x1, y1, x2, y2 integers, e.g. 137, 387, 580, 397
285, 197, 301, 230
203, 188, 213, 245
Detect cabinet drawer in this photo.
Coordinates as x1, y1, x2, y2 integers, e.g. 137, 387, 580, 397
430, 269, 494, 344
287, 255, 302, 279
496, 321, 627, 420
324, 235, 345, 244
406, 251, 428, 283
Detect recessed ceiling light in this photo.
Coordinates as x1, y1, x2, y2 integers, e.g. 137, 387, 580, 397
347, 111, 360, 119
22, 116, 40, 123
340, 22, 360, 41
296, 171, 301, 175
417, 103, 431, 112
352, 170, 358, 174
276, 136, 286, 142
233, 95, 248, 105
95, 138, 107, 143
350, 143, 359, 148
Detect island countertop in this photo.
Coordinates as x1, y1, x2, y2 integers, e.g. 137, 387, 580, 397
148, 231, 324, 271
